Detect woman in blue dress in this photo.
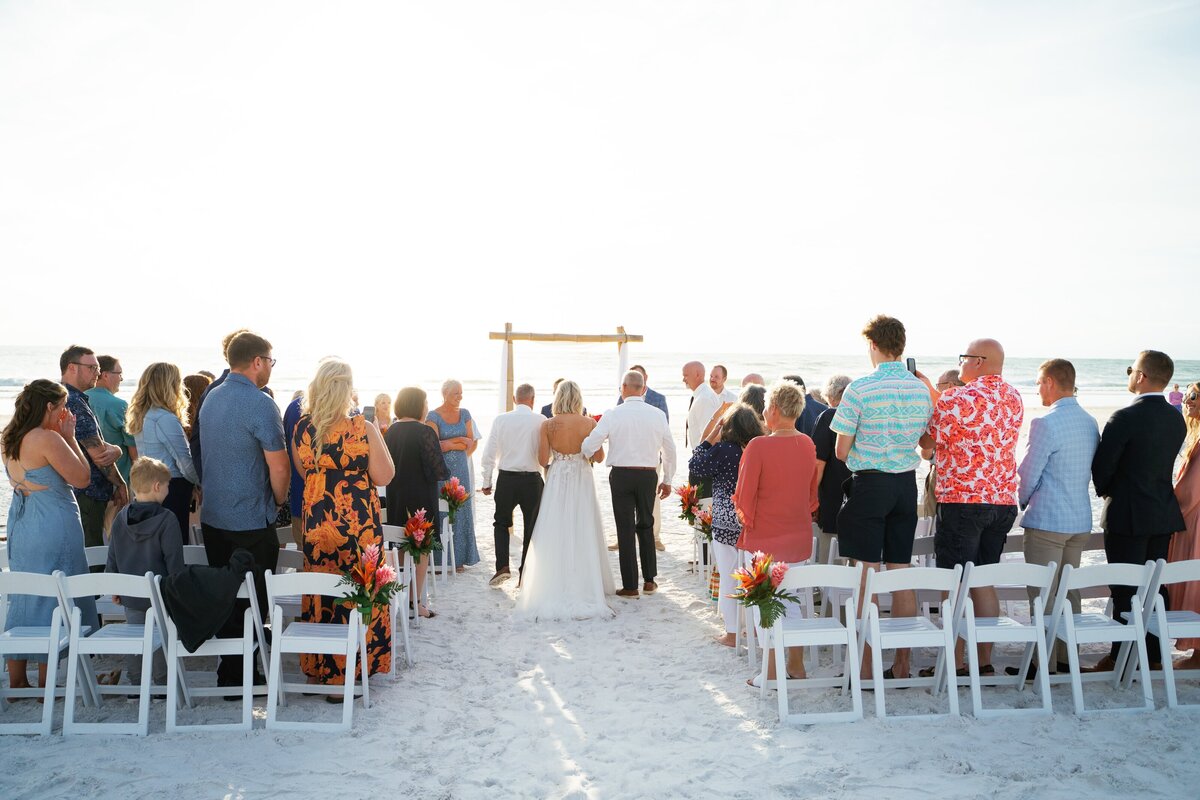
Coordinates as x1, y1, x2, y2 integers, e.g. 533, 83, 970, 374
426, 379, 479, 570
2, 380, 99, 693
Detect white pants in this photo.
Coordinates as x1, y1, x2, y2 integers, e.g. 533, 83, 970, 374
712, 539, 741, 634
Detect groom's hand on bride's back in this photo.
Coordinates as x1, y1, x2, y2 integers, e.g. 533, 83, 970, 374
658, 482, 671, 499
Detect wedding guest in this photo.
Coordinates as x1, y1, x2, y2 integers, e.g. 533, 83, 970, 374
428, 379, 479, 571
1169, 384, 1184, 412
126, 362, 200, 540
1091, 350, 1186, 671
684, 361, 722, 493
1168, 382, 1200, 669
480, 383, 545, 586
733, 381, 818, 682
182, 373, 212, 438
616, 365, 669, 419
294, 358, 395, 684
373, 393, 393, 433
921, 369, 966, 517
60, 345, 128, 551
1011, 359, 1099, 677
739, 384, 766, 420
189, 327, 249, 484
105, 457, 184, 686
198, 370, 216, 381
812, 375, 852, 565
199, 330, 288, 689
2, 379, 98, 695
385, 387, 449, 618
710, 364, 739, 403
741, 373, 765, 387
582, 369, 676, 597
85, 354, 137, 488
690, 405, 763, 646
541, 378, 564, 419
782, 374, 828, 438
282, 389, 305, 548
831, 315, 932, 680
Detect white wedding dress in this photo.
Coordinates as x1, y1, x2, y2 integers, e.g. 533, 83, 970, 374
514, 449, 615, 621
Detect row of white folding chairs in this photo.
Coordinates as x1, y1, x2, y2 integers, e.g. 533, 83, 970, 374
378, 495, 457, 586
755, 558, 1193, 725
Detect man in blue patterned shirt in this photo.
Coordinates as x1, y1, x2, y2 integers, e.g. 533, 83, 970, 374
60, 344, 129, 552
1014, 358, 1099, 676
830, 315, 933, 680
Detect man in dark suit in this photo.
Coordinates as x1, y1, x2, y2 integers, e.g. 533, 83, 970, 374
784, 373, 828, 437
1091, 349, 1186, 671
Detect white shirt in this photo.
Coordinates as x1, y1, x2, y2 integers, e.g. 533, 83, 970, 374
479, 404, 544, 488
581, 395, 676, 484
717, 387, 739, 403
686, 383, 723, 451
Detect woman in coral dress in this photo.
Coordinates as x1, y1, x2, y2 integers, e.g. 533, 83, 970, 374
293, 358, 395, 684
1168, 383, 1200, 668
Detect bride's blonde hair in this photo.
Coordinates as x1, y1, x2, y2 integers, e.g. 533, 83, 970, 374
302, 358, 354, 460
552, 380, 583, 416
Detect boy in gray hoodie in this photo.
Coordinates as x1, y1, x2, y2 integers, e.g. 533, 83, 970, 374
106, 457, 185, 684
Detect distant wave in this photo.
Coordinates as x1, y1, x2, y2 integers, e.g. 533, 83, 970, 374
0, 378, 27, 387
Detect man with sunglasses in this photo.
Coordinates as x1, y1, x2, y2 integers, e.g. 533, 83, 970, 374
920, 339, 1024, 676
1089, 350, 1186, 672
60, 344, 129, 552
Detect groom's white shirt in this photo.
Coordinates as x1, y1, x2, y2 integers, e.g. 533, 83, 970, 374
581, 395, 676, 484
686, 383, 723, 451
479, 404, 544, 490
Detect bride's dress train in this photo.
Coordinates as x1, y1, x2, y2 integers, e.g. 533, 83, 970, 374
514, 450, 615, 621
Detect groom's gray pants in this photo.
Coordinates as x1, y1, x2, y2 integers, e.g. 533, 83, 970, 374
610, 467, 658, 590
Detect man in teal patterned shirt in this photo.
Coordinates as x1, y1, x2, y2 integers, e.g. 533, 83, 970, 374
830, 315, 933, 680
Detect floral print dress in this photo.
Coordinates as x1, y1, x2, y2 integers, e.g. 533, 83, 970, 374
294, 414, 391, 681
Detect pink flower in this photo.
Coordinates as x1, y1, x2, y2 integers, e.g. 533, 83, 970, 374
414, 530, 425, 545
376, 563, 397, 586
362, 543, 380, 566
769, 561, 788, 588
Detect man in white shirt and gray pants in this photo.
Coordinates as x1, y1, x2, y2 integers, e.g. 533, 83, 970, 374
582, 370, 676, 597
481, 383, 545, 586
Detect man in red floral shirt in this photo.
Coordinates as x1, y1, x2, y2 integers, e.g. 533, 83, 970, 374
920, 338, 1024, 674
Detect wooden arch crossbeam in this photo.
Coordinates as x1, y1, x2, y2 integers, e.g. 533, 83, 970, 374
488, 323, 644, 411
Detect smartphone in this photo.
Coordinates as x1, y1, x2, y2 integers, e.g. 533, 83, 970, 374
362, 405, 376, 423
906, 357, 917, 374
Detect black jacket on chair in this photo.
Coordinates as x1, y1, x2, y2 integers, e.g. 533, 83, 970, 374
1092, 394, 1186, 537
160, 548, 256, 652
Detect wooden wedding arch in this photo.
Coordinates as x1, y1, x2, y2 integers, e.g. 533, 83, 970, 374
488, 323, 643, 412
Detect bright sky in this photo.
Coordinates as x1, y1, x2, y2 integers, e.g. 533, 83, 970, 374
2, 1, 1198, 361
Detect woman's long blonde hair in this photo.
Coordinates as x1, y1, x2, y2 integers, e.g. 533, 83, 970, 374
303, 358, 354, 459
1186, 382, 1200, 457
126, 363, 187, 435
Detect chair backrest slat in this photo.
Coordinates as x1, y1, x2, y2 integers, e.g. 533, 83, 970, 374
264, 570, 345, 608
83, 545, 108, 569
0, 570, 65, 599
61, 571, 153, 601
963, 561, 1056, 592
380, 524, 405, 545
275, 549, 305, 573
778, 563, 862, 592
1063, 561, 1152, 591
1154, 558, 1200, 587
182, 545, 209, 566
866, 565, 960, 597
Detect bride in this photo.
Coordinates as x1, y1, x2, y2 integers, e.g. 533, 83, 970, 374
514, 380, 615, 621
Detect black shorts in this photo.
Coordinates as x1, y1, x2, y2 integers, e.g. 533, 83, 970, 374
835, 471, 918, 564
934, 503, 1018, 568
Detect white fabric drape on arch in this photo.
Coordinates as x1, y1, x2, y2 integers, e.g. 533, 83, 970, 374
498, 340, 509, 414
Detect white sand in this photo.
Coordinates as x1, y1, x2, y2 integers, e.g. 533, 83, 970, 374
3, 484, 1199, 800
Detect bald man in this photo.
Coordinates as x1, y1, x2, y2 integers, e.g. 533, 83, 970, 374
919, 338, 1024, 675
741, 373, 765, 387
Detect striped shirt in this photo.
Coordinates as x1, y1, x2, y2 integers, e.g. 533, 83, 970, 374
1017, 397, 1099, 533
829, 361, 932, 473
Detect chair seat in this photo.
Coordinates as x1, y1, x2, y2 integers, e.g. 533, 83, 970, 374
769, 616, 851, 646
278, 621, 355, 653
79, 623, 162, 653
965, 615, 1039, 642
872, 616, 945, 643
0, 626, 68, 646
1058, 612, 1130, 643
1146, 610, 1200, 638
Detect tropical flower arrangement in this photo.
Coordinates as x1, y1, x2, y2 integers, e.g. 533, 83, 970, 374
675, 483, 700, 525
339, 543, 403, 625
696, 509, 713, 542
728, 551, 802, 630
397, 508, 441, 558
440, 477, 470, 525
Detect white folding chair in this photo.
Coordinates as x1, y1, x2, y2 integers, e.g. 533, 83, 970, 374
0, 570, 93, 734
950, 561, 1056, 717
692, 498, 713, 586
739, 552, 817, 671
760, 564, 863, 724
264, 570, 368, 732
61, 571, 161, 736
380, 524, 413, 671
1120, 558, 1200, 709
432, 498, 456, 584
1046, 561, 1156, 715
152, 573, 257, 732
83, 546, 125, 621
181, 545, 209, 566
859, 565, 961, 719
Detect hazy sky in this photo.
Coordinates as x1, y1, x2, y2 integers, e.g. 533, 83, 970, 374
2, 1, 1198, 361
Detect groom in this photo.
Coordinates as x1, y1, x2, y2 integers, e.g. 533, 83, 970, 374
582, 370, 676, 597
480, 383, 546, 586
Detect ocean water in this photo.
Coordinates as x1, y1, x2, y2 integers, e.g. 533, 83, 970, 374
3, 344, 1196, 532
